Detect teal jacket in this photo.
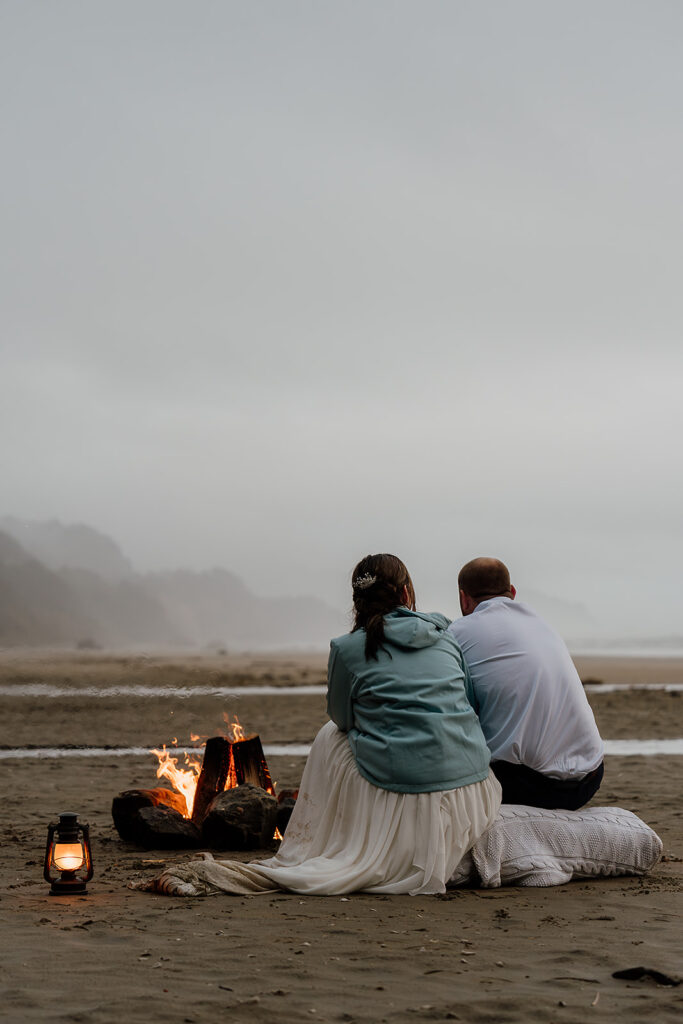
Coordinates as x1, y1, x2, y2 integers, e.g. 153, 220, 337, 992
327, 608, 491, 793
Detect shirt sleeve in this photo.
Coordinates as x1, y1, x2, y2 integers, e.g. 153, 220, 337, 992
326, 642, 354, 732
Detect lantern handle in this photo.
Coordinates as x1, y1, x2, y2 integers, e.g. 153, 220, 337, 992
81, 823, 94, 882
43, 822, 57, 883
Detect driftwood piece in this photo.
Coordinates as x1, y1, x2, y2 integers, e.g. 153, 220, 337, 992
191, 736, 233, 826
232, 735, 274, 793
202, 783, 278, 850
112, 788, 187, 841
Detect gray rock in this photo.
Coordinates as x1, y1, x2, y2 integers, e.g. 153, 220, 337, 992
112, 787, 188, 842
202, 783, 278, 850
134, 805, 202, 849
276, 788, 298, 836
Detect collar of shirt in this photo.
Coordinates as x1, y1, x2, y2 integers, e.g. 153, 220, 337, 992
472, 596, 513, 614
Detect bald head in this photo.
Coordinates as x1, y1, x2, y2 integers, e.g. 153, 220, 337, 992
458, 557, 514, 614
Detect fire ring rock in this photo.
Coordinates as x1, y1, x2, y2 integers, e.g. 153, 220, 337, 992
201, 783, 278, 850
134, 805, 203, 849
276, 788, 299, 836
112, 788, 189, 842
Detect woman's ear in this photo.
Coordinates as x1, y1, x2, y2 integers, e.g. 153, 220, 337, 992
400, 584, 410, 607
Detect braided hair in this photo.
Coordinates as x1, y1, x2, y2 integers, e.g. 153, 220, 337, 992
351, 553, 416, 660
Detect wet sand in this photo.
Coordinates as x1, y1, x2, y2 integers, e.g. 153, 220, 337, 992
1, 650, 682, 1023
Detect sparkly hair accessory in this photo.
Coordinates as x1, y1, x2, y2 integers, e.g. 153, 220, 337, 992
353, 573, 377, 590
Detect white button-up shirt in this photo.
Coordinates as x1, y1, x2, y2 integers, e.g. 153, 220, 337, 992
447, 597, 604, 780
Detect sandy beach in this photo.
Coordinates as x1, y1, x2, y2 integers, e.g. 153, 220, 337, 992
1, 650, 682, 1023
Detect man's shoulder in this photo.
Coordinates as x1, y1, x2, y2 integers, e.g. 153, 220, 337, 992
447, 598, 510, 636
450, 599, 543, 626
447, 609, 487, 638
447, 598, 553, 647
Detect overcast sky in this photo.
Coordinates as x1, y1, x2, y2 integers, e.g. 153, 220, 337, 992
2, 1, 682, 635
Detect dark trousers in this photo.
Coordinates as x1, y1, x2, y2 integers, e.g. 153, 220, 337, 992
491, 760, 604, 811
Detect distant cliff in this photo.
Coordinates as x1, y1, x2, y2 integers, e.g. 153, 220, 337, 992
0, 527, 182, 647
0, 517, 134, 581
0, 519, 345, 649
0, 531, 96, 645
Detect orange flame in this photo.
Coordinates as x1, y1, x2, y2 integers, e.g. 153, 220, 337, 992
150, 743, 202, 818
222, 712, 245, 742
150, 715, 253, 819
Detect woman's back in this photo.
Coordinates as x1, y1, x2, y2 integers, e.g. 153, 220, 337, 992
327, 608, 491, 793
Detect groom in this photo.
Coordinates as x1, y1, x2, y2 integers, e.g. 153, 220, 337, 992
448, 557, 604, 810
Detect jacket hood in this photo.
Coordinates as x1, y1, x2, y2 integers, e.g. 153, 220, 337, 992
382, 608, 451, 650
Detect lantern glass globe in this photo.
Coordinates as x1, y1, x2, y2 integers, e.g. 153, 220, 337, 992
53, 843, 85, 872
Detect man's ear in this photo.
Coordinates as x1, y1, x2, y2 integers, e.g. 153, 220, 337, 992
459, 589, 476, 616
509, 585, 516, 600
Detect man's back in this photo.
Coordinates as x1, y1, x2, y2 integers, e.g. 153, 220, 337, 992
448, 597, 604, 780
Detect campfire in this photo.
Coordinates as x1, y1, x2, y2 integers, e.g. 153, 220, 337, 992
151, 715, 274, 820
112, 715, 296, 851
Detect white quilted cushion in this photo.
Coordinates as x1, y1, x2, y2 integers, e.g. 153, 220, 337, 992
448, 805, 663, 888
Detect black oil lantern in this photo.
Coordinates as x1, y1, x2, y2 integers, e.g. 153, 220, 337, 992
44, 812, 93, 895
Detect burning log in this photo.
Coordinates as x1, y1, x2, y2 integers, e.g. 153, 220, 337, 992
190, 737, 233, 826
231, 735, 274, 792
201, 783, 278, 850
190, 734, 274, 825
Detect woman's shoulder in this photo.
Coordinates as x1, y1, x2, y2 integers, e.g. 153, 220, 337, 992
329, 630, 367, 676
330, 629, 365, 655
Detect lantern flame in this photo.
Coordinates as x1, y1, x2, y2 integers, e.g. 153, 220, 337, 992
53, 843, 85, 872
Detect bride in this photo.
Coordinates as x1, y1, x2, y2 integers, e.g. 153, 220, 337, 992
143, 554, 501, 896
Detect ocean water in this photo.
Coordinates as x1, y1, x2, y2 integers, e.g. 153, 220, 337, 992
0, 683, 328, 698
1, 739, 682, 759
1, 681, 682, 699
571, 645, 683, 658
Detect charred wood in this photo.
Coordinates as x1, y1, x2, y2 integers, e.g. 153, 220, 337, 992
231, 735, 274, 793
190, 736, 233, 826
